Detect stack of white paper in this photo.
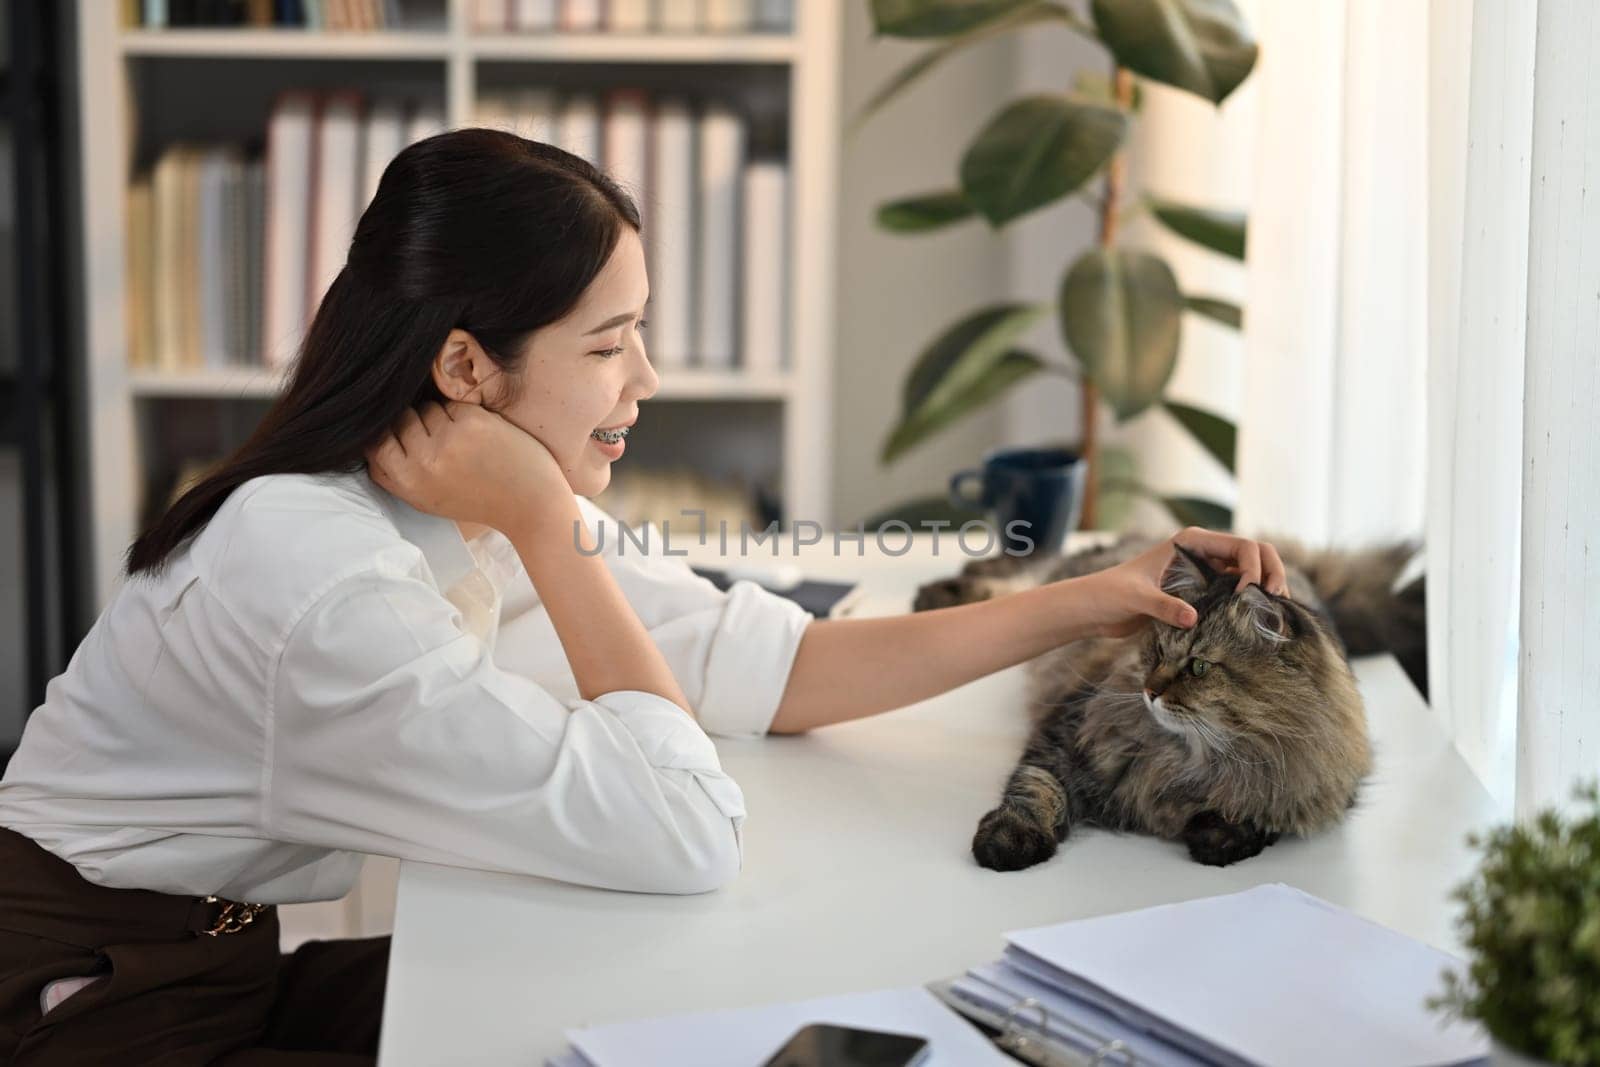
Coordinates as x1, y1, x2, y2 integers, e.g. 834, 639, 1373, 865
946, 884, 1488, 1067
546, 986, 1011, 1067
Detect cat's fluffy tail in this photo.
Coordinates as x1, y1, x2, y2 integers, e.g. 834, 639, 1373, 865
1277, 539, 1428, 699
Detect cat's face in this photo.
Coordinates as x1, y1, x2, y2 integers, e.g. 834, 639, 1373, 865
1135, 545, 1349, 745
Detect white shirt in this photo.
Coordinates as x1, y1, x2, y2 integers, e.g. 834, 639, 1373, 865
0, 471, 814, 902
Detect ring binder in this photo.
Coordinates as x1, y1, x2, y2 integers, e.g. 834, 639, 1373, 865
924, 977, 1140, 1067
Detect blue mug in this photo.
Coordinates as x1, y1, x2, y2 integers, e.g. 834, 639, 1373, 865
949, 446, 1089, 555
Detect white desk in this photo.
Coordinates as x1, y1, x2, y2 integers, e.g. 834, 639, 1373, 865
377, 534, 1500, 1066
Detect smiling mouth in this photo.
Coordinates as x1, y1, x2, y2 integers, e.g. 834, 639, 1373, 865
590, 426, 630, 444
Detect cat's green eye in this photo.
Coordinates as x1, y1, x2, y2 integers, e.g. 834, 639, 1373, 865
1189, 659, 1211, 678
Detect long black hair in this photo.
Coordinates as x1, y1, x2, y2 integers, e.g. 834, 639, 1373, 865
125, 127, 642, 578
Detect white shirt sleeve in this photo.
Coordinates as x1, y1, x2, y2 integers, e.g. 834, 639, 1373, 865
501, 496, 816, 740
268, 568, 747, 896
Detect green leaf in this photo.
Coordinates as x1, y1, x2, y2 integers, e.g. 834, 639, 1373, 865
901, 302, 1048, 416
883, 351, 1045, 462
857, 493, 987, 531
853, 3, 1087, 132
1058, 248, 1183, 419
959, 95, 1129, 227
1090, 0, 1259, 105
1149, 197, 1247, 258
870, 0, 1039, 37
1162, 495, 1232, 530
1184, 294, 1242, 328
877, 189, 978, 232
1164, 400, 1236, 472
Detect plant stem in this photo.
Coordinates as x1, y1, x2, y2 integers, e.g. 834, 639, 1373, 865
1081, 64, 1134, 530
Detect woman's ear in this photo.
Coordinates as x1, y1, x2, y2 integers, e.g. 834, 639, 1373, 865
431, 328, 499, 403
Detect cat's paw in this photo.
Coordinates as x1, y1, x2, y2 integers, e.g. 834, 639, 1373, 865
1181, 810, 1279, 867
912, 575, 993, 612
972, 807, 1058, 871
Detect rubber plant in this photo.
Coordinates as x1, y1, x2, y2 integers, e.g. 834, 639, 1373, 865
858, 0, 1255, 532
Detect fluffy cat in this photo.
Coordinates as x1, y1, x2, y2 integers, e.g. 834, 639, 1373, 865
912, 534, 1425, 870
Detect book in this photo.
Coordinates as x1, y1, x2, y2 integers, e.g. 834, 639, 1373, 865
224, 150, 250, 366
307, 91, 363, 325
655, 0, 700, 33
262, 91, 317, 368
518, 88, 559, 144
177, 145, 201, 368
473, 0, 508, 32
603, 90, 651, 236
606, 0, 652, 31
196, 145, 233, 369
560, 0, 601, 32
151, 147, 184, 370
751, 0, 790, 31
474, 90, 518, 134
702, 0, 749, 33
557, 93, 602, 166
244, 156, 266, 368
695, 102, 743, 369
647, 97, 695, 369
361, 99, 407, 210
513, 0, 558, 31
405, 100, 446, 147
739, 159, 787, 375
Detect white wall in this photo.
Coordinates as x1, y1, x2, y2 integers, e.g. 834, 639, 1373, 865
829, 1, 1018, 528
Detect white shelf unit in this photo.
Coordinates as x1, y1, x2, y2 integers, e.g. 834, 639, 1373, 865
75, 0, 841, 610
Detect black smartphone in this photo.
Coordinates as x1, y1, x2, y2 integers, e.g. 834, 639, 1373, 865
759, 1022, 932, 1067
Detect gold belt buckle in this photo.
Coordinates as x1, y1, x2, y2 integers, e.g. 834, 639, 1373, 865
201, 894, 268, 937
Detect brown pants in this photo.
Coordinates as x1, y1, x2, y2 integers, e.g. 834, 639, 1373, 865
0, 825, 388, 1065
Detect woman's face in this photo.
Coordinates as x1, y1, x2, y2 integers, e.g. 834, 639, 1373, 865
434, 227, 658, 499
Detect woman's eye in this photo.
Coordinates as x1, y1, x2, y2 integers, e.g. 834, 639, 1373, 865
636, 318, 649, 331
1189, 659, 1211, 677
592, 342, 624, 358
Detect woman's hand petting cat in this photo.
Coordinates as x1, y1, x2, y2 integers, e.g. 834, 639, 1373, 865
364, 400, 567, 535
1075, 527, 1289, 639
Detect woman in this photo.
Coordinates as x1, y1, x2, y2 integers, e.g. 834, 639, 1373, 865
0, 129, 1286, 1064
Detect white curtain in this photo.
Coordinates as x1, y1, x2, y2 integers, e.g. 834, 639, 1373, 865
1234, 0, 1428, 547
1514, 0, 1600, 817
1425, 0, 1530, 810
1242, 0, 1600, 815
1427, 0, 1599, 816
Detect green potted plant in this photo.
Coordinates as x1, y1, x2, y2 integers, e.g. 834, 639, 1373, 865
854, 0, 1255, 533
1431, 781, 1600, 1066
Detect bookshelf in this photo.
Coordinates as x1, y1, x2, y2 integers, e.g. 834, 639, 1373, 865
74, 0, 842, 612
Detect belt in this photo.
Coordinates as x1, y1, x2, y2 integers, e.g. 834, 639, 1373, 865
0, 825, 277, 947
193, 895, 272, 937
